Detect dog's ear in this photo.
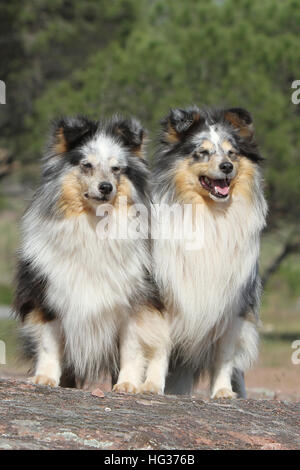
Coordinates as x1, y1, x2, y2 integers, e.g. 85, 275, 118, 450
111, 117, 146, 157
224, 107, 254, 139
51, 116, 97, 154
161, 107, 203, 144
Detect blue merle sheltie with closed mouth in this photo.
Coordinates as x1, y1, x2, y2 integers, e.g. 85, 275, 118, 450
13, 115, 170, 393
152, 106, 268, 398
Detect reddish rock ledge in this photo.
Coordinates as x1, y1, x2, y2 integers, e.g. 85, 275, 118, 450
0, 378, 299, 450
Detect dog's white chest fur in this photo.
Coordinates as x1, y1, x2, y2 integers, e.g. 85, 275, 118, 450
153, 194, 266, 362
23, 211, 147, 377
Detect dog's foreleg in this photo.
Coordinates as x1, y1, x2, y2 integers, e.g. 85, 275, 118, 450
210, 316, 258, 399
113, 316, 146, 394
137, 308, 170, 395
210, 318, 242, 399
231, 317, 259, 398
28, 318, 63, 387
211, 364, 237, 399
113, 307, 170, 395
139, 342, 170, 395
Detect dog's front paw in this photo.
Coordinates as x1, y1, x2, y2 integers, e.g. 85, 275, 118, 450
138, 381, 163, 395
212, 388, 237, 399
28, 375, 59, 387
113, 382, 138, 394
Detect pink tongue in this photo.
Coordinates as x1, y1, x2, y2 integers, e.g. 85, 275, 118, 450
214, 179, 229, 196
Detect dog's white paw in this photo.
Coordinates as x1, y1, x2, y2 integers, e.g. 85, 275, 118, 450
113, 382, 138, 394
138, 381, 163, 395
28, 375, 59, 387
212, 388, 237, 399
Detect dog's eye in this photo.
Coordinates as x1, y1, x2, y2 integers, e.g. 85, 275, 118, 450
111, 166, 121, 173
194, 149, 209, 160
81, 162, 93, 169
228, 150, 237, 160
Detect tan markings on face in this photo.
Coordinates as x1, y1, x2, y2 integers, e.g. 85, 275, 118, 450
221, 140, 234, 153
230, 157, 255, 203
25, 308, 49, 326
174, 149, 255, 206
55, 127, 67, 154
58, 170, 91, 218
113, 174, 133, 209
201, 139, 214, 151
174, 158, 208, 204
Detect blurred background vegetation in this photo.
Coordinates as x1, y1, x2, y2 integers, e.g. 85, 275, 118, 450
0, 0, 299, 394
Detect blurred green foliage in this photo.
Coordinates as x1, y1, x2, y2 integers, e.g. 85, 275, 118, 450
0, 285, 13, 305
0, 0, 300, 227
278, 262, 300, 297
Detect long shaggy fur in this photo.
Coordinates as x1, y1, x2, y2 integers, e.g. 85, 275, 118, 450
152, 106, 268, 397
14, 115, 167, 387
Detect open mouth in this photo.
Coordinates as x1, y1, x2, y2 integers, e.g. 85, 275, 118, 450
199, 176, 231, 199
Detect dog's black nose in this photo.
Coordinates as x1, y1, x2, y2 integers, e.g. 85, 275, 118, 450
219, 161, 233, 174
99, 182, 113, 194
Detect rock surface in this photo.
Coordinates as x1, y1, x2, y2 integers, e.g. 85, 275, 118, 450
0, 378, 299, 450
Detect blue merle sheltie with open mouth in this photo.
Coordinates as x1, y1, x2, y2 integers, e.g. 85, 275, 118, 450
13, 115, 170, 393
152, 106, 268, 398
